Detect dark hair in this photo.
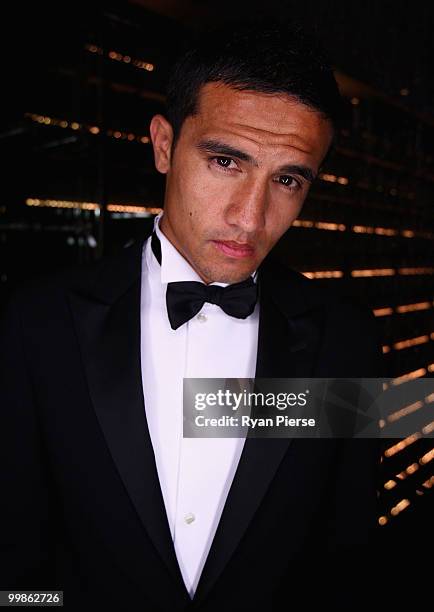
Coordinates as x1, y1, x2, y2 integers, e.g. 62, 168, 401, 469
166, 20, 343, 144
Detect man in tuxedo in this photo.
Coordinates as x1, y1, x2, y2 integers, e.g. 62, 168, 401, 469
0, 21, 382, 611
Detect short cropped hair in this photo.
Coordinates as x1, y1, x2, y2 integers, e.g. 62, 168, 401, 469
166, 20, 343, 144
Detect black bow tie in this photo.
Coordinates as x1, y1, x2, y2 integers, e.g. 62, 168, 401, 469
151, 232, 258, 330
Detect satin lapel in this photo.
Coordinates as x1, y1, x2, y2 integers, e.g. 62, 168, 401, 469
194, 258, 325, 604
68, 240, 188, 601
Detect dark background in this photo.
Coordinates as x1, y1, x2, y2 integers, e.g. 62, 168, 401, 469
1, 0, 433, 602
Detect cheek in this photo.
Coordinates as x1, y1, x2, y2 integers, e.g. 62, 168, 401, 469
174, 161, 226, 207
193, 168, 231, 203
178, 169, 232, 228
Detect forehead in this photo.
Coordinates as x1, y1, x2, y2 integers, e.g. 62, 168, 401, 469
186, 82, 333, 156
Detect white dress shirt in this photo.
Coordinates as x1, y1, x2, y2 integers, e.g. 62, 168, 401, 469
140, 212, 259, 597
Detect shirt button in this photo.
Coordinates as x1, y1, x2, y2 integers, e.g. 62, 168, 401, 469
197, 313, 207, 323
184, 512, 195, 525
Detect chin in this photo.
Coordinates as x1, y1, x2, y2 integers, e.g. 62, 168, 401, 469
195, 251, 257, 284
210, 267, 255, 284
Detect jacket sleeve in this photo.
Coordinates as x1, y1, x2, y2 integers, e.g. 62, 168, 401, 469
315, 300, 384, 607
0, 292, 59, 589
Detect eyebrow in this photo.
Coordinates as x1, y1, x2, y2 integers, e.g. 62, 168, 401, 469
196, 138, 316, 183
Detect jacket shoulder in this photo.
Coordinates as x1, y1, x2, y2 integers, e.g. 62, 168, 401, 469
263, 258, 382, 377
262, 257, 375, 321
1, 240, 145, 318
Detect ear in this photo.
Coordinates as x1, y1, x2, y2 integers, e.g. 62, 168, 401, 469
149, 114, 174, 174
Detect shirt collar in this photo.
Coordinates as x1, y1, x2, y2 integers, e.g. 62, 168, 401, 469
153, 212, 207, 284
149, 211, 257, 286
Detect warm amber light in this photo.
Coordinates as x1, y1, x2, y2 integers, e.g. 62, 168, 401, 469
419, 448, 434, 465
352, 225, 374, 234
374, 307, 393, 317
348, 225, 427, 239
292, 220, 314, 228
390, 499, 410, 516
314, 222, 346, 231
392, 368, 427, 385
85, 42, 156, 71
107, 204, 162, 214
319, 173, 337, 183
25, 112, 150, 145
384, 434, 421, 457
303, 271, 343, 279
405, 463, 419, 475
26, 198, 98, 211
26, 198, 162, 216
387, 400, 423, 423
351, 269, 395, 277
422, 476, 434, 488
396, 302, 431, 313
422, 421, 434, 435
374, 227, 398, 236
399, 267, 434, 275
393, 335, 430, 350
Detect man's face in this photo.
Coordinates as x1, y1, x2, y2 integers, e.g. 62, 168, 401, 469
150, 82, 333, 284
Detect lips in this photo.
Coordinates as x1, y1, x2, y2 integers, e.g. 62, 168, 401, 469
212, 240, 255, 259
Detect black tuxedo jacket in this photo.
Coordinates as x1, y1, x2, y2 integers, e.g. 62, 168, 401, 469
0, 235, 383, 611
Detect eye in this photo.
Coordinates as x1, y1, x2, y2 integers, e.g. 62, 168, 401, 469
276, 175, 301, 190
210, 156, 238, 170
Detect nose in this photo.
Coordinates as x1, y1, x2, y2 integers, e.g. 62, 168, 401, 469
224, 177, 267, 235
